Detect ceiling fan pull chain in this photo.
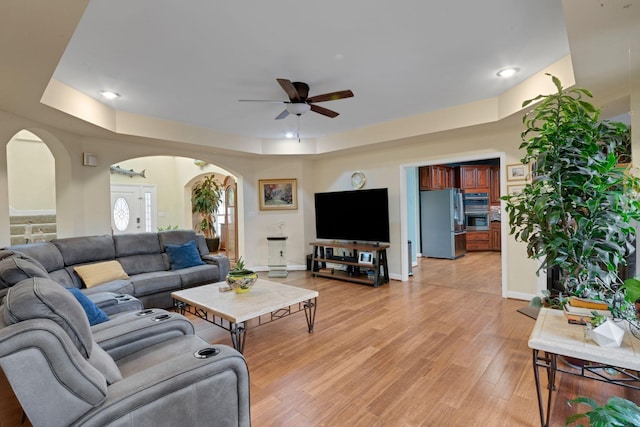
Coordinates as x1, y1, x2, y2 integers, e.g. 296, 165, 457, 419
297, 115, 301, 143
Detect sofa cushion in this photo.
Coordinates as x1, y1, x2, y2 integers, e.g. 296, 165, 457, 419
176, 264, 220, 289
74, 261, 130, 288
128, 271, 182, 297
165, 240, 205, 270
113, 233, 162, 257
67, 288, 110, 326
49, 268, 78, 289
88, 344, 122, 385
3, 243, 64, 272
53, 235, 115, 266
158, 230, 199, 249
0, 256, 49, 289
81, 279, 134, 297
194, 234, 210, 256
118, 253, 167, 276
3, 277, 93, 358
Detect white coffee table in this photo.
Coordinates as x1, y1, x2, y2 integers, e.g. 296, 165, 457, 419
172, 279, 318, 353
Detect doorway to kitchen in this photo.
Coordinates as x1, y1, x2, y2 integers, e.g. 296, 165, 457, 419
401, 152, 507, 297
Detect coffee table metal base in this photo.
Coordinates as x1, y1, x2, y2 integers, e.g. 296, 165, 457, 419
174, 298, 317, 353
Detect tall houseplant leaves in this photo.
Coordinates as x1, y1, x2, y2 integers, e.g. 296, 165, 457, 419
504, 75, 640, 299
191, 175, 223, 239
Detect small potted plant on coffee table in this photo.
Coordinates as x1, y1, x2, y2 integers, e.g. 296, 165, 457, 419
226, 257, 258, 294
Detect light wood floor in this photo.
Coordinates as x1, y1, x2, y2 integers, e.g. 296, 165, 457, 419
2, 252, 639, 426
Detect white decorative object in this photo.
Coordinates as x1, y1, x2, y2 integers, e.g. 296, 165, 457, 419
267, 237, 288, 278
588, 319, 625, 348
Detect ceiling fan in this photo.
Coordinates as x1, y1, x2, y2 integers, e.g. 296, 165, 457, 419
239, 78, 354, 120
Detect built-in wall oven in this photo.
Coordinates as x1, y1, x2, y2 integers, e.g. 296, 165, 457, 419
463, 192, 490, 230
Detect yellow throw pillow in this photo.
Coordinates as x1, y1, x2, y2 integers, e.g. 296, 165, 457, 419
74, 260, 129, 288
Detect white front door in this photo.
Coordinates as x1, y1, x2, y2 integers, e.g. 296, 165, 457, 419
110, 184, 157, 234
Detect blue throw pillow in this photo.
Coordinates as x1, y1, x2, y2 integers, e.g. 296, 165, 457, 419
165, 239, 205, 270
67, 288, 110, 326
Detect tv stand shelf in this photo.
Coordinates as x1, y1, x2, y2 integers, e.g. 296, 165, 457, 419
310, 241, 389, 288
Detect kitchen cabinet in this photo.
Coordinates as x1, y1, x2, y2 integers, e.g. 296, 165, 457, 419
466, 230, 490, 251
490, 166, 500, 205
490, 222, 501, 251
419, 165, 453, 190
459, 166, 490, 192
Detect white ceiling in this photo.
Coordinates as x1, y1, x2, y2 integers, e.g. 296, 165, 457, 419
52, 0, 571, 140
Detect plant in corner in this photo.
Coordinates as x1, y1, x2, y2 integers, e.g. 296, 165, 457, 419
565, 396, 640, 426
191, 175, 223, 253
226, 257, 257, 294
504, 74, 640, 313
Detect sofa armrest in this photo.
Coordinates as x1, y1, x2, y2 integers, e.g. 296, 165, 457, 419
202, 254, 230, 278
92, 309, 195, 361
86, 292, 144, 316
73, 343, 250, 427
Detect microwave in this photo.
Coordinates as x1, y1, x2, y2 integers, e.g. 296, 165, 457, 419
465, 211, 489, 230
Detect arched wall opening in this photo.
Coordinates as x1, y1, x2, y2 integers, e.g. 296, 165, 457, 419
110, 156, 238, 256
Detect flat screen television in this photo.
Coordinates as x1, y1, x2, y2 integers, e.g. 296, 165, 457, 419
314, 188, 390, 243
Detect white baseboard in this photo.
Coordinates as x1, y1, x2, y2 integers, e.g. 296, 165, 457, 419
506, 291, 536, 301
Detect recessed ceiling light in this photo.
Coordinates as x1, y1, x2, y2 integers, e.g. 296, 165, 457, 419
99, 90, 120, 99
496, 67, 520, 78
285, 132, 294, 139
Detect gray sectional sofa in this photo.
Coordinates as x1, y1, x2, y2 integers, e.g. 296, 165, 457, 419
1, 230, 230, 309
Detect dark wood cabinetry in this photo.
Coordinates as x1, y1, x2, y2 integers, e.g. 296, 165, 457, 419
466, 231, 490, 251
419, 165, 453, 190
490, 222, 501, 251
490, 166, 500, 205
419, 163, 501, 252
459, 166, 490, 192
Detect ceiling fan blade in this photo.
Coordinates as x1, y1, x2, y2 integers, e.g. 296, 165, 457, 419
310, 104, 339, 118
275, 109, 290, 120
239, 99, 287, 103
307, 90, 354, 103
277, 78, 301, 101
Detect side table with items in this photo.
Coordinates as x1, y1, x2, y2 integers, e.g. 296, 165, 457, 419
528, 307, 640, 427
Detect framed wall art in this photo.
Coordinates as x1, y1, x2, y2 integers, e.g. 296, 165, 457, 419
506, 164, 528, 181
507, 184, 526, 197
258, 178, 298, 211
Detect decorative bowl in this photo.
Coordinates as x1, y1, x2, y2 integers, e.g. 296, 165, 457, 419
226, 271, 258, 294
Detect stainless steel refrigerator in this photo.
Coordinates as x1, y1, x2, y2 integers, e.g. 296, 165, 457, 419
420, 188, 466, 259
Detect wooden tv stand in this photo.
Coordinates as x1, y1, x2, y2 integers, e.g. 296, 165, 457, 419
310, 241, 389, 287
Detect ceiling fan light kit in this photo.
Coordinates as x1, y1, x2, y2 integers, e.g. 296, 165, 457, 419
286, 103, 311, 116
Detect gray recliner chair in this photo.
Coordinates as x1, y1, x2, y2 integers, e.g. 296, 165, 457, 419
0, 277, 251, 427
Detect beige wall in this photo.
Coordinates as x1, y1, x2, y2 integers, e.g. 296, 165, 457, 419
1, 91, 636, 298
110, 156, 233, 230
312, 116, 541, 297
6, 130, 55, 212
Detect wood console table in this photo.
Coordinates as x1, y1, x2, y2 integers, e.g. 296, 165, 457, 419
310, 241, 389, 287
528, 308, 640, 427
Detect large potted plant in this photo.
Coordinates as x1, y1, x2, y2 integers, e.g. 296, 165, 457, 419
504, 75, 640, 311
191, 175, 223, 253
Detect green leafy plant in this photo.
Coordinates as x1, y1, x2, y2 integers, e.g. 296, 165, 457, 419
229, 257, 253, 275
529, 289, 570, 309
191, 175, 223, 239
622, 277, 640, 306
589, 312, 607, 328
157, 225, 179, 231
566, 396, 640, 426
504, 74, 640, 302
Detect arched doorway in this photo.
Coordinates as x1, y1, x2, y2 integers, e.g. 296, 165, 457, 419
222, 176, 238, 262
109, 156, 239, 257
6, 130, 56, 244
